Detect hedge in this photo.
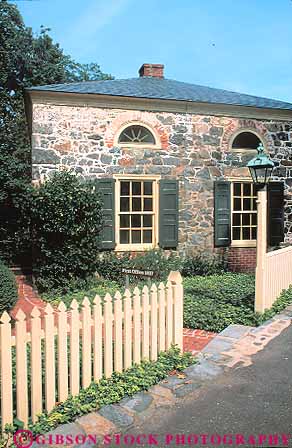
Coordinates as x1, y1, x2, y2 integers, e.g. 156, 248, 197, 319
0, 262, 18, 314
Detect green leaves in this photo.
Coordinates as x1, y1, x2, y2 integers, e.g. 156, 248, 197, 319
183, 274, 292, 332
0, 2, 112, 265
31, 171, 103, 292
4, 347, 194, 439
0, 261, 18, 313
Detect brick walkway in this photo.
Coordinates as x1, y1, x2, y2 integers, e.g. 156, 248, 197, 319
183, 328, 217, 354
10, 275, 46, 320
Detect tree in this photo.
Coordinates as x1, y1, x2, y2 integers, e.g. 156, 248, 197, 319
0, 0, 112, 265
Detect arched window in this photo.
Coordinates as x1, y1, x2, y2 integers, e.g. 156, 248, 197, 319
231, 131, 262, 151
118, 125, 156, 145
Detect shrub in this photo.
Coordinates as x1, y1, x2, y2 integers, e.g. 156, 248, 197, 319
181, 254, 226, 277
183, 273, 255, 308
0, 262, 18, 314
96, 249, 182, 284
31, 171, 103, 293
42, 278, 120, 307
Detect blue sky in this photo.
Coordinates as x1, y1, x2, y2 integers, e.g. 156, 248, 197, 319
16, 0, 292, 102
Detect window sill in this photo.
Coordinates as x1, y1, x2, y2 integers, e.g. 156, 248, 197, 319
115, 243, 157, 252
231, 240, 256, 248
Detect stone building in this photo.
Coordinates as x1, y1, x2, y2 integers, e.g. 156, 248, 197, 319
25, 64, 292, 272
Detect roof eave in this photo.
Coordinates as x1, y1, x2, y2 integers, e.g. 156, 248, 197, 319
26, 89, 292, 121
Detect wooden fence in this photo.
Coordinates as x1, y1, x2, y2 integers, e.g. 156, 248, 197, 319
0, 271, 183, 430
256, 245, 292, 311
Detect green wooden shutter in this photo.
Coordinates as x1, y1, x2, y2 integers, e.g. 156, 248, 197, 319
95, 178, 115, 249
214, 181, 231, 247
159, 179, 179, 249
268, 181, 285, 247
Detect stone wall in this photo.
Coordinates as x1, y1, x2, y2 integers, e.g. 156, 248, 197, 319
31, 103, 292, 263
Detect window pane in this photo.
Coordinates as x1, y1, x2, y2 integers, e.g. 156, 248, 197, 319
120, 230, 129, 244
252, 214, 257, 226
118, 125, 155, 144
252, 227, 257, 239
144, 198, 153, 211
121, 181, 130, 196
243, 198, 251, 211
120, 215, 130, 228
232, 214, 241, 226
243, 183, 251, 196
131, 214, 141, 228
143, 215, 152, 227
243, 228, 250, 240
234, 183, 241, 196
132, 230, 141, 243
242, 214, 250, 226
234, 198, 241, 211
144, 181, 153, 195
143, 230, 152, 243
121, 197, 130, 212
252, 199, 257, 210
232, 132, 261, 150
132, 197, 141, 211
233, 228, 240, 240
132, 182, 141, 196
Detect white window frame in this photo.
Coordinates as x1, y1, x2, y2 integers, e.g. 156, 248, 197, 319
230, 178, 257, 248
114, 122, 160, 149
113, 174, 160, 251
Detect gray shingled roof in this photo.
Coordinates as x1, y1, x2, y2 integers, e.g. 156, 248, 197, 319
28, 77, 292, 111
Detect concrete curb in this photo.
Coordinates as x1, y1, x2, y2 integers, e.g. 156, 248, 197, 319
37, 306, 292, 447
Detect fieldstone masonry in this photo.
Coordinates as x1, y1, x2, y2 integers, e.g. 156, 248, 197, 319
32, 103, 292, 266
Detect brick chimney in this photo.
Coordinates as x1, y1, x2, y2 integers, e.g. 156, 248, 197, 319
139, 63, 164, 78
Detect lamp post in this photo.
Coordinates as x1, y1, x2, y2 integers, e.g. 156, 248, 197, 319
247, 143, 275, 187
247, 144, 275, 312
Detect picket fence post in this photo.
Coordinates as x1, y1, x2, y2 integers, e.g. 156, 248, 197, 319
0, 270, 184, 433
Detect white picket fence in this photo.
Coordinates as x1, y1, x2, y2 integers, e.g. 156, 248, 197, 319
0, 271, 183, 430
256, 245, 292, 310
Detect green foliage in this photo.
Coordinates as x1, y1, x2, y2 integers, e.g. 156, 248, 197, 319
31, 171, 103, 292
3, 347, 194, 440
0, 2, 112, 265
0, 262, 18, 313
42, 278, 120, 307
184, 296, 257, 332
96, 249, 182, 284
183, 273, 255, 307
183, 274, 292, 332
95, 250, 225, 285
257, 286, 292, 325
181, 254, 226, 277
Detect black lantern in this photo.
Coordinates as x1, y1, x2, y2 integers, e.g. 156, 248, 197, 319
247, 143, 275, 187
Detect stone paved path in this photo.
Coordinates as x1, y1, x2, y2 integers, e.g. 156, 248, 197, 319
37, 305, 292, 448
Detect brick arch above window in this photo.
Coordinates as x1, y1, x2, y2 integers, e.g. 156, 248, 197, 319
221, 119, 273, 154
104, 111, 169, 150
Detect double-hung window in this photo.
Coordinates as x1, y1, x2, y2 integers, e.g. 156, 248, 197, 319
115, 177, 159, 250
231, 182, 257, 246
